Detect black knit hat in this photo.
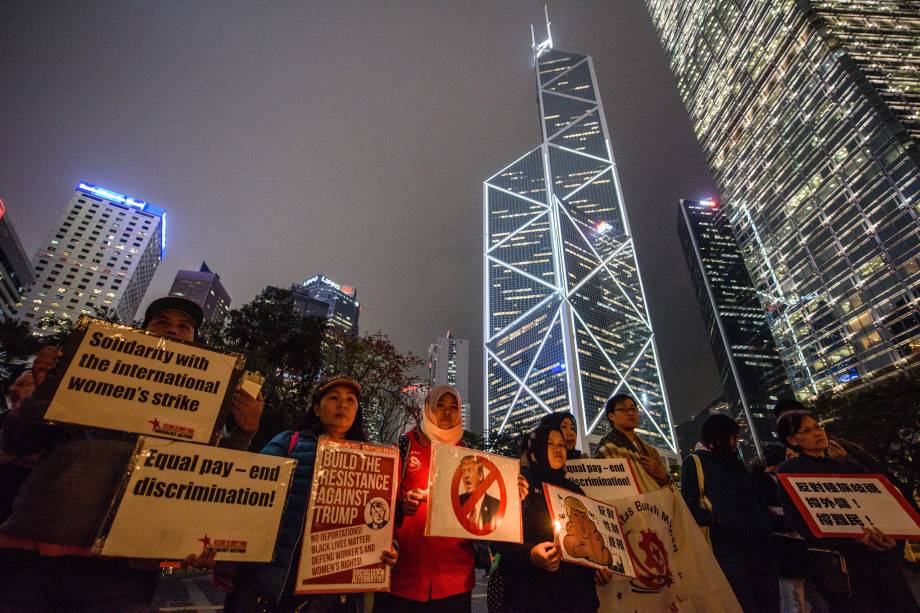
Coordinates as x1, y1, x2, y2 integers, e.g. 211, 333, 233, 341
142, 297, 204, 331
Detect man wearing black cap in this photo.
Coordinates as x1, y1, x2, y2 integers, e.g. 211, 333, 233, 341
0, 296, 263, 611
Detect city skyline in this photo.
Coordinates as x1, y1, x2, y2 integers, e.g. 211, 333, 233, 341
2, 2, 731, 427
647, 0, 920, 399
484, 23, 676, 453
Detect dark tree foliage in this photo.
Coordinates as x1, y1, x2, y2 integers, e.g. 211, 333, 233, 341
204, 289, 326, 451
810, 373, 920, 503
320, 329, 423, 445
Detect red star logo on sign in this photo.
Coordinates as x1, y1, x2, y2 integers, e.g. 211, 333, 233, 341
198, 534, 211, 548
148, 418, 160, 430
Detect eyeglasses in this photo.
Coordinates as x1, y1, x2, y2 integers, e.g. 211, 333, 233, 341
796, 425, 825, 436
614, 407, 639, 414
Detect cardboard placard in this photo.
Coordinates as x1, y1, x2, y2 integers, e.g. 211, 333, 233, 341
44, 317, 244, 444
564, 459, 641, 502
543, 482, 635, 577
295, 437, 399, 594
425, 442, 522, 543
778, 473, 920, 540
97, 437, 295, 561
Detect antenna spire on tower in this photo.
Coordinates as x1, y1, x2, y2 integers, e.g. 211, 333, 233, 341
531, 5, 553, 58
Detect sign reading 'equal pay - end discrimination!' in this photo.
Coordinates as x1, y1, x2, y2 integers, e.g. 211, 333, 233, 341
97, 437, 295, 561
43, 317, 245, 444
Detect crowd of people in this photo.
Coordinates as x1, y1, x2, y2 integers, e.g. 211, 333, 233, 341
0, 294, 917, 612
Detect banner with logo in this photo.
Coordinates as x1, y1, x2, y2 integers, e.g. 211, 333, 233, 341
44, 317, 244, 444
599, 486, 742, 613
543, 483, 635, 577
425, 442, 522, 543
564, 459, 640, 502
295, 437, 399, 594
97, 437, 295, 561
778, 473, 920, 539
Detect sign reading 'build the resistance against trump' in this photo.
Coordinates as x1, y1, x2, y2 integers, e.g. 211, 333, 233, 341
43, 317, 245, 444
296, 437, 399, 594
97, 437, 295, 561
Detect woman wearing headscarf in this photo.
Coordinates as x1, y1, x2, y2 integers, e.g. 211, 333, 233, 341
776, 410, 919, 613
681, 414, 780, 613
376, 384, 474, 613
225, 376, 397, 613
495, 424, 612, 613
540, 411, 582, 460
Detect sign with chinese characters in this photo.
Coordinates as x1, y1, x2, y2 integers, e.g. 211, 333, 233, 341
543, 483, 635, 577
778, 473, 920, 539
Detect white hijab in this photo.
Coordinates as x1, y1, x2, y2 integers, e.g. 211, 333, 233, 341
421, 384, 464, 445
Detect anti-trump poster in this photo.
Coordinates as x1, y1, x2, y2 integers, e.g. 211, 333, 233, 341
43, 317, 244, 444
598, 486, 742, 613
778, 473, 920, 539
564, 459, 640, 502
97, 437, 295, 561
543, 483, 635, 577
295, 437, 399, 594
425, 442, 522, 543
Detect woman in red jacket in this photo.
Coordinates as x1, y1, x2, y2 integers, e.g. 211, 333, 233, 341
377, 384, 473, 613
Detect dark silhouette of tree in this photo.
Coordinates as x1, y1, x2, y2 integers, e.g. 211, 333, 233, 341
321, 329, 422, 444
204, 289, 327, 450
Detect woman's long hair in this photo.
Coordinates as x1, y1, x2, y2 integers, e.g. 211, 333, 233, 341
700, 413, 739, 454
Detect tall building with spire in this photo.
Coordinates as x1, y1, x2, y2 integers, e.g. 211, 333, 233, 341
646, 0, 920, 399
17, 182, 166, 328
168, 262, 231, 329
483, 16, 676, 457
428, 332, 471, 430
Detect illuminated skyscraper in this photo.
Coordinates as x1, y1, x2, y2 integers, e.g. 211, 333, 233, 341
17, 183, 166, 328
678, 199, 791, 458
290, 274, 359, 336
483, 21, 676, 456
428, 333, 471, 430
646, 0, 920, 398
0, 199, 34, 320
169, 262, 231, 329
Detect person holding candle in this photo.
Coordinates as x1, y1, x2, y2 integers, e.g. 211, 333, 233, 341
494, 424, 613, 613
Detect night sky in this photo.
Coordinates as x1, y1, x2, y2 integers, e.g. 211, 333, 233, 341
1, 1, 723, 431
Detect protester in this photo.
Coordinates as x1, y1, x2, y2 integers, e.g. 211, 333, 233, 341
377, 384, 474, 613
540, 410, 582, 459
776, 410, 920, 612
0, 370, 39, 521
495, 424, 612, 613
0, 296, 263, 612
681, 414, 780, 613
226, 376, 397, 612
594, 393, 670, 491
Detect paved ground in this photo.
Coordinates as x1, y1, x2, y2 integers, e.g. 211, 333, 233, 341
152, 566, 918, 612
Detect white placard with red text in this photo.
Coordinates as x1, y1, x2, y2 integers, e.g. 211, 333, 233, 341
778, 473, 920, 539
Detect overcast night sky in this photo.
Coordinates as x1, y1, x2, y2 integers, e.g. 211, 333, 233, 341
1, 1, 724, 429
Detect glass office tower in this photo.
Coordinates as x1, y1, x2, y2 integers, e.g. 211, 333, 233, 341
678, 198, 792, 458
483, 29, 676, 455
647, 0, 920, 398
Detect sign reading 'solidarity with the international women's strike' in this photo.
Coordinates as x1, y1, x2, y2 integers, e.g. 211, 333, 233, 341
43, 317, 245, 444
543, 483, 635, 577
425, 442, 522, 543
97, 437, 295, 561
778, 473, 920, 540
296, 437, 399, 594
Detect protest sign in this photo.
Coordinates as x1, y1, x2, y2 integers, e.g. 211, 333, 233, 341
543, 483, 635, 577
778, 473, 920, 539
43, 317, 244, 444
565, 458, 640, 502
599, 486, 742, 613
97, 437, 295, 561
295, 437, 399, 594
425, 442, 522, 543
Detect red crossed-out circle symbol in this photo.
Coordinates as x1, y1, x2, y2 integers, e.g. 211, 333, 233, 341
450, 455, 507, 536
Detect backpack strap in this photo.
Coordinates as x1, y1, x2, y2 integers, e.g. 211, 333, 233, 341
287, 430, 300, 455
